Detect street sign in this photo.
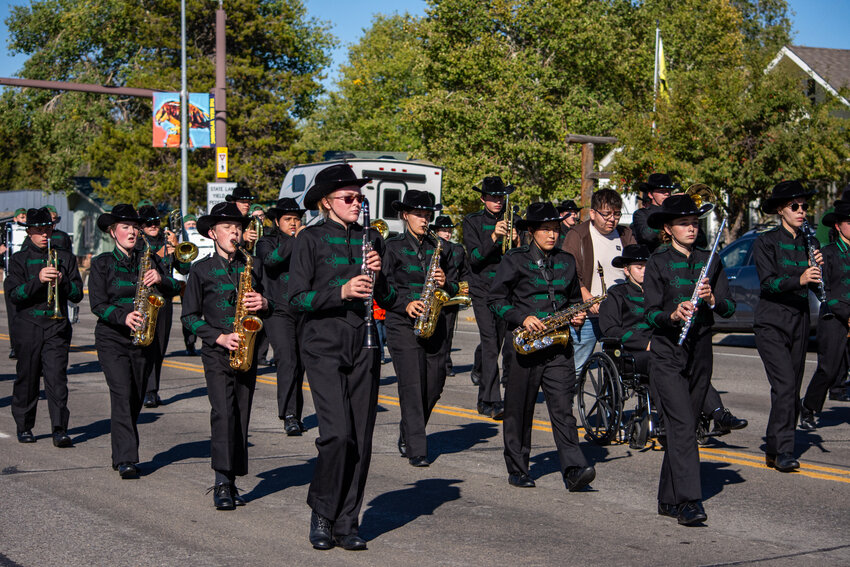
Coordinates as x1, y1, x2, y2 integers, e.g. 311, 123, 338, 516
207, 181, 236, 213
216, 147, 228, 178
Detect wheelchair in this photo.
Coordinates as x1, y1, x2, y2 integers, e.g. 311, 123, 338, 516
576, 337, 659, 449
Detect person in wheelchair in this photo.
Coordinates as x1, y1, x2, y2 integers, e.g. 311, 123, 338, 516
644, 194, 736, 526
488, 202, 596, 492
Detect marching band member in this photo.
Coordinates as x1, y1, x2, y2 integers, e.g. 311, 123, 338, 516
631, 173, 678, 252
556, 199, 580, 248
488, 202, 595, 491
136, 205, 190, 408
432, 215, 467, 377
45, 205, 73, 250
5, 207, 83, 446
288, 164, 395, 551
89, 204, 180, 478
754, 181, 821, 472
256, 197, 308, 435
181, 214, 209, 355
383, 191, 457, 467
181, 202, 272, 510
644, 194, 735, 525
801, 198, 850, 430
5, 208, 28, 360
226, 186, 260, 249
463, 176, 517, 419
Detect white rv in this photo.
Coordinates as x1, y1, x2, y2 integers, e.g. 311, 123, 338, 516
279, 158, 444, 235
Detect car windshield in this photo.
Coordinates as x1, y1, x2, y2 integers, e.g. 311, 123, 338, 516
720, 238, 753, 269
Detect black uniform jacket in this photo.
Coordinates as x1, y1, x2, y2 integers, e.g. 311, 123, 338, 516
256, 228, 297, 315
644, 244, 735, 338
181, 251, 273, 349
753, 225, 818, 311
288, 218, 396, 325
447, 239, 469, 283
487, 244, 582, 331
463, 208, 505, 294
383, 231, 458, 320
89, 247, 181, 338
134, 232, 191, 278
5, 243, 83, 325
820, 238, 850, 321
599, 280, 652, 350
631, 204, 662, 252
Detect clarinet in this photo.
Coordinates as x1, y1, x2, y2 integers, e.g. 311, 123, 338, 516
361, 200, 379, 349
802, 220, 833, 320
678, 218, 726, 346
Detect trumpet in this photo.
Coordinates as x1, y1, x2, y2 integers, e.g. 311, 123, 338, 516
245, 215, 263, 254
502, 192, 519, 254
46, 238, 63, 320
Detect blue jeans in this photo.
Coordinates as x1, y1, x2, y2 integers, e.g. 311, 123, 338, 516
570, 317, 601, 373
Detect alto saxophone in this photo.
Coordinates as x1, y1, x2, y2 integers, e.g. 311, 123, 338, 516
444, 281, 472, 309
512, 262, 608, 354
229, 242, 264, 371
46, 238, 64, 320
413, 230, 450, 339
132, 235, 166, 346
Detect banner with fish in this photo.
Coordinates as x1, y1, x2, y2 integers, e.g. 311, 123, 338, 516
152, 92, 212, 148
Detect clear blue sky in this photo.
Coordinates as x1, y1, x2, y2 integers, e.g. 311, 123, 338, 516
1, 0, 848, 88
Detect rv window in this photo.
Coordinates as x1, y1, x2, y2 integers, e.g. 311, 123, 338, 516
292, 174, 306, 193
383, 189, 402, 219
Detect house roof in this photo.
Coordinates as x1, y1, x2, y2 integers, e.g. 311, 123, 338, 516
767, 45, 850, 106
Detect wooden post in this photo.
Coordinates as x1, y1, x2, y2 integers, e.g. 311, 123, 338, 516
566, 134, 618, 221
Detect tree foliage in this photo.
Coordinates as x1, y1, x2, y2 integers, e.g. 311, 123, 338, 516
0, 0, 334, 207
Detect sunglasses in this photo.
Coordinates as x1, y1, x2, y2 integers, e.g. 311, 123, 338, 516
787, 202, 809, 212
333, 195, 365, 205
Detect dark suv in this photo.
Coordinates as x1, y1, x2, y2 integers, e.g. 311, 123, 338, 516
714, 226, 821, 333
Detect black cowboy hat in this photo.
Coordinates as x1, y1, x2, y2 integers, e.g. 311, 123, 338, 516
391, 190, 442, 213
430, 215, 457, 230
821, 199, 850, 227
647, 194, 703, 229
267, 197, 307, 220
97, 204, 141, 232
761, 180, 816, 214
197, 202, 251, 239
21, 207, 54, 228
636, 172, 680, 195
137, 205, 161, 225
515, 202, 564, 231
303, 164, 372, 210
612, 244, 651, 268
556, 199, 580, 214
472, 176, 516, 197
224, 186, 256, 202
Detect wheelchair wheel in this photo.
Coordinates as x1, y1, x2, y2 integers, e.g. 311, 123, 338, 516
577, 352, 622, 445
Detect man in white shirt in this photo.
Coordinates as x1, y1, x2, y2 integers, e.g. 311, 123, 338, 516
562, 189, 636, 372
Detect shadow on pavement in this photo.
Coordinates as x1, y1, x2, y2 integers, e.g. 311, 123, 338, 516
0, 372, 15, 383
244, 458, 315, 501
145, 439, 210, 474
360, 478, 462, 540
701, 460, 746, 501
68, 413, 160, 445
161, 386, 207, 406
428, 421, 499, 462
68, 360, 102, 375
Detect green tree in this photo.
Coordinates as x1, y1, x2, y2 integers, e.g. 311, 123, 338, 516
1, 0, 334, 207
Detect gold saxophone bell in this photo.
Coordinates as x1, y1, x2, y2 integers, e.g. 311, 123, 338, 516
685, 183, 716, 218
371, 219, 389, 239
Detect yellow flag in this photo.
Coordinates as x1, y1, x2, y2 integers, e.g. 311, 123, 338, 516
658, 36, 670, 102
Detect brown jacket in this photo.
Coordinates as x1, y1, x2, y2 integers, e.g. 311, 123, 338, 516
561, 220, 636, 290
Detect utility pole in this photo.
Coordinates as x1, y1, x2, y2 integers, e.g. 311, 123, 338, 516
180, 0, 189, 218
215, 1, 227, 160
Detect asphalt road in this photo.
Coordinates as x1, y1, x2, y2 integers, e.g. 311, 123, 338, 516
1, 304, 849, 567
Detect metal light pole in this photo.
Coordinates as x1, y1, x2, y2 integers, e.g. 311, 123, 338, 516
180, 0, 189, 217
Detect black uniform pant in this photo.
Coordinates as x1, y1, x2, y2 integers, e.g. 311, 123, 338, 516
11, 319, 72, 433
444, 308, 458, 373
804, 314, 848, 412
256, 328, 270, 363
471, 293, 504, 404
754, 302, 809, 455
703, 385, 724, 416
266, 309, 304, 419
387, 313, 447, 458
301, 318, 379, 535
146, 300, 172, 395
5, 290, 16, 353
95, 326, 154, 466
201, 347, 256, 476
503, 344, 587, 479
650, 331, 712, 505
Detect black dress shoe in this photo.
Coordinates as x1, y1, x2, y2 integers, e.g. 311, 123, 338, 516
397, 435, 408, 458
9, 348, 17, 359
117, 463, 139, 479
52, 429, 73, 448
477, 401, 491, 416
17, 430, 35, 444
211, 482, 234, 510
766, 452, 799, 472
470, 370, 481, 386
828, 388, 850, 402
309, 511, 334, 550
565, 465, 596, 492
143, 392, 158, 408
490, 401, 504, 421
712, 408, 748, 434
185, 345, 197, 356
677, 501, 707, 525
657, 502, 679, 518
447, 368, 455, 377
409, 456, 430, 467
333, 532, 367, 551
284, 416, 302, 436
508, 472, 536, 488
231, 484, 246, 506
798, 401, 817, 431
